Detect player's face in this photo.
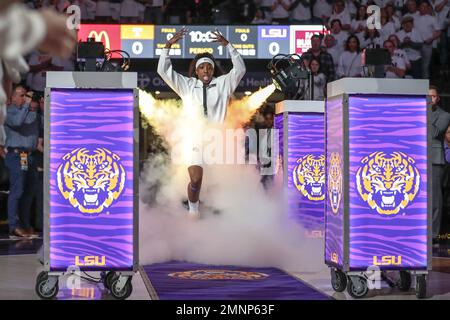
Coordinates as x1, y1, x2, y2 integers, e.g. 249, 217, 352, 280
196, 62, 215, 85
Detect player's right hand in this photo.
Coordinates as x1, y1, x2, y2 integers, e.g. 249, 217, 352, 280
166, 27, 188, 47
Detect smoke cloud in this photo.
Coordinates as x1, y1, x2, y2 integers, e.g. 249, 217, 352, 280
138, 87, 323, 272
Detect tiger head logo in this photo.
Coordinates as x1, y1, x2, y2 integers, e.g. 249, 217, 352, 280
293, 154, 325, 201
168, 270, 269, 280
56, 148, 126, 214
328, 152, 343, 215
356, 151, 420, 215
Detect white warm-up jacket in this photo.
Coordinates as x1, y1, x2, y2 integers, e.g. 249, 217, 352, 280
157, 43, 246, 123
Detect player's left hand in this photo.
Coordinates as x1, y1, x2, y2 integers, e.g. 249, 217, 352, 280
210, 30, 229, 47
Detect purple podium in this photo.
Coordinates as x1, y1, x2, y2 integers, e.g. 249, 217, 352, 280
325, 78, 430, 299
275, 100, 325, 239
36, 72, 139, 300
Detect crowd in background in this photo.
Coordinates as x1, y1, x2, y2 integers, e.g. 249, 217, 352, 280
22, 0, 450, 99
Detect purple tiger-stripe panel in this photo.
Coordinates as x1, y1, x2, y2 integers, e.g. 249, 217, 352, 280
325, 96, 344, 267
348, 95, 427, 270
49, 89, 134, 271
287, 113, 325, 235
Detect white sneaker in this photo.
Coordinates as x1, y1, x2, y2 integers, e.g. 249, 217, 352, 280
188, 210, 200, 219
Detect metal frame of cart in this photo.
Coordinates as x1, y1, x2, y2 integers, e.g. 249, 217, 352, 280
325, 78, 432, 299
36, 72, 139, 300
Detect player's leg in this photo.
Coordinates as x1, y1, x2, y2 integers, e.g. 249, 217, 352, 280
187, 165, 203, 213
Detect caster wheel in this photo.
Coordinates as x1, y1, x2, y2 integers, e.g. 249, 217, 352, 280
110, 277, 133, 300
35, 274, 59, 300
380, 271, 395, 288
398, 271, 412, 291
36, 271, 47, 284
347, 276, 369, 299
331, 269, 347, 292
104, 272, 116, 290
415, 275, 426, 299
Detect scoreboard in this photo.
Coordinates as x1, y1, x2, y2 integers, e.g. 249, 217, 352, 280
78, 24, 328, 59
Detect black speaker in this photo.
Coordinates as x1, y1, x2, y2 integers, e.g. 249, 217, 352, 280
365, 48, 391, 66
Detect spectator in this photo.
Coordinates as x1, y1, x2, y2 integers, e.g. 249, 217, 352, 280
187, 0, 213, 24
120, 0, 142, 23
385, 3, 402, 30
164, 0, 184, 24
429, 85, 450, 242
251, 8, 270, 24
95, 0, 113, 22
72, 0, 96, 22
404, 0, 421, 20
361, 27, 383, 49
416, 0, 441, 79
444, 123, 450, 162
337, 35, 363, 77
301, 34, 336, 81
383, 39, 407, 78
27, 50, 64, 95
379, 8, 398, 43
329, 0, 351, 31
324, 34, 340, 72
289, 0, 312, 24
142, 0, 164, 25
430, 0, 450, 68
47, 0, 71, 13
4, 85, 40, 239
110, 0, 122, 22
397, 16, 423, 78
344, 0, 357, 17
238, 0, 257, 24
388, 34, 412, 70
312, 0, 333, 24
32, 94, 45, 232
271, 0, 290, 24
351, 4, 368, 35
211, 0, 233, 24
329, 19, 349, 54
394, 0, 408, 16
259, 0, 274, 23
374, 0, 394, 7
309, 57, 327, 100
0, 3, 76, 169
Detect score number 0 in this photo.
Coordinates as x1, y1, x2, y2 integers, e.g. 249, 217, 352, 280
268, 42, 280, 55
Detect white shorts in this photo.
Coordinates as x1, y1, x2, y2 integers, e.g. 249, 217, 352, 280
188, 144, 203, 167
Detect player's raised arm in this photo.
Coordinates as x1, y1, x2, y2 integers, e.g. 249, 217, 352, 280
157, 27, 191, 97
210, 30, 246, 95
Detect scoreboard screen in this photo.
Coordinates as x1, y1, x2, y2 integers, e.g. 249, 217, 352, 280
78, 24, 327, 59
184, 26, 229, 58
